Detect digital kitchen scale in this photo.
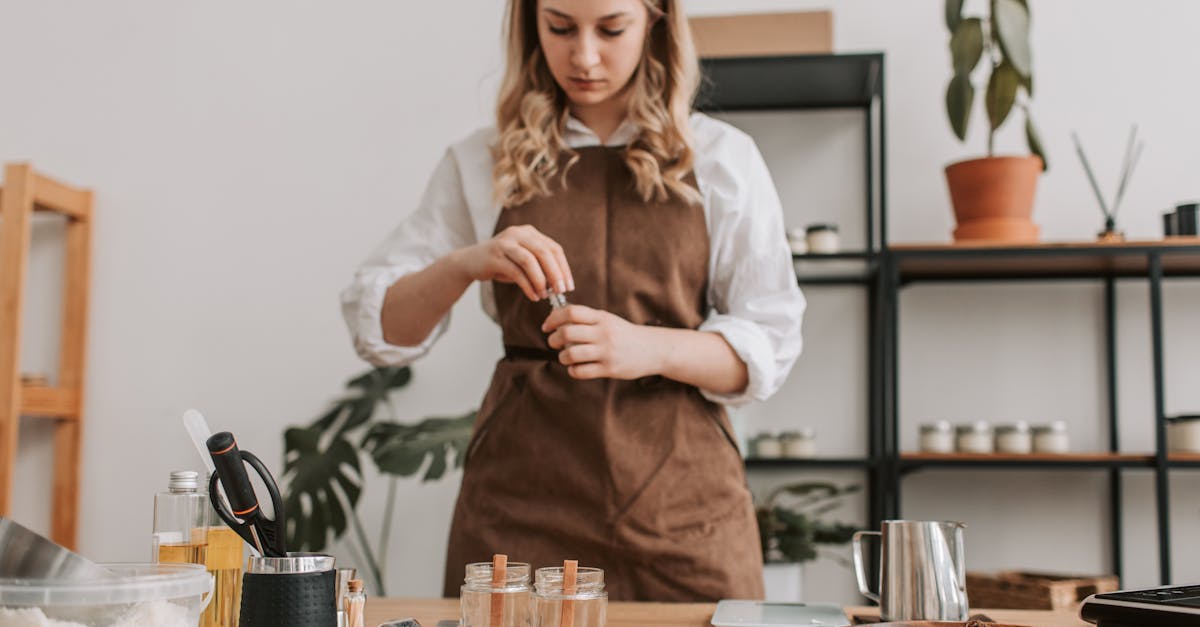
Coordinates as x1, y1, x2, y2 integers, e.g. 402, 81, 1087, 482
710, 600, 850, 626
1080, 585, 1200, 626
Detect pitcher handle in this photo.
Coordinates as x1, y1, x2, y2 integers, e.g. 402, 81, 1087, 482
852, 530, 881, 603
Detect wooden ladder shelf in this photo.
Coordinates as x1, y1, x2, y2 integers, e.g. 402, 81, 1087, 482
0, 163, 92, 549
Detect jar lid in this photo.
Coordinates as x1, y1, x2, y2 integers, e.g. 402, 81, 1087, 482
806, 223, 838, 234
920, 421, 952, 433
1167, 415, 1200, 423
779, 428, 815, 440
995, 421, 1031, 435
752, 432, 778, 441
787, 227, 808, 241
956, 421, 992, 434
1032, 421, 1068, 434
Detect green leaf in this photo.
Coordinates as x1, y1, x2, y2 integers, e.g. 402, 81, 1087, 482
950, 18, 984, 75
986, 61, 1020, 131
282, 426, 363, 551
1025, 114, 1048, 172
362, 411, 476, 481
945, 73, 975, 142
346, 367, 412, 404
993, 0, 1032, 77
945, 0, 965, 32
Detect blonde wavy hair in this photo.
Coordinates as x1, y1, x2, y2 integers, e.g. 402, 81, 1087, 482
493, 0, 702, 208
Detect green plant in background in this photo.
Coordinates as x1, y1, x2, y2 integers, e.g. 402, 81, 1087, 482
756, 482, 860, 564
281, 366, 476, 595
945, 0, 1047, 170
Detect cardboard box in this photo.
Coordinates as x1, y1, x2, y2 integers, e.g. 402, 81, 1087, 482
689, 10, 833, 58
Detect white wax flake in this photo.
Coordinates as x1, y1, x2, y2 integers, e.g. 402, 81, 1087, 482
0, 601, 193, 627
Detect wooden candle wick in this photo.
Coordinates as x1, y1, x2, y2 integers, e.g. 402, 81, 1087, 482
490, 554, 507, 627
560, 559, 578, 627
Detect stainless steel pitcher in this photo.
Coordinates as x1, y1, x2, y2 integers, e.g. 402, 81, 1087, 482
852, 520, 969, 622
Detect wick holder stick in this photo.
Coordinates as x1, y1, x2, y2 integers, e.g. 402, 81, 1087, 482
490, 554, 507, 627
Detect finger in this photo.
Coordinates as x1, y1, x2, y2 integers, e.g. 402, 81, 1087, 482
547, 239, 574, 293
524, 236, 568, 296
495, 259, 540, 302
559, 344, 604, 366
503, 245, 548, 299
542, 305, 600, 333
547, 324, 600, 350
567, 363, 608, 380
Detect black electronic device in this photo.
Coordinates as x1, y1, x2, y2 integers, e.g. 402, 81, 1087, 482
1081, 585, 1200, 626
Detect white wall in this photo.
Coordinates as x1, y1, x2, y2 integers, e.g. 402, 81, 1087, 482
4, 0, 1199, 606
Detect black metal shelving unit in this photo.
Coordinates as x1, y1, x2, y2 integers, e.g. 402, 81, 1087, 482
699, 53, 1200, 589
883, 241, 1200, 586
697, 52, 888, 535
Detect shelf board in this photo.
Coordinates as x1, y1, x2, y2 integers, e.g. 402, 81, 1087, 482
890, 239, 1200, 282
794, 252, 877, 285
19, 384, 79, 419
696, 53, 883, 112
900, 452, 1154, 470
746, 457, 876, 469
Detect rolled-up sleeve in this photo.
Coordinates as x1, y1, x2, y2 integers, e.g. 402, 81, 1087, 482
697, 125, 805, 406
340, 149, 476, 366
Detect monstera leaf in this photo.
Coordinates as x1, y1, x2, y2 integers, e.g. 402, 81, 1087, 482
362, 411, 477, 481
282, 426, 363, 552
756, 482, 860, 565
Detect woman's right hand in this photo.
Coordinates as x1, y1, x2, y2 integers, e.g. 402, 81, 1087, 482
453, 225, 574, 302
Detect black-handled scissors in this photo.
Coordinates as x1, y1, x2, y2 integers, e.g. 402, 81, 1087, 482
206, 431, 287, 558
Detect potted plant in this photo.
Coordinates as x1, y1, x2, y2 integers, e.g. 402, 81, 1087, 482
756, 482, 860, 602
280, 366, 476, 595
944, 0, 1048, 242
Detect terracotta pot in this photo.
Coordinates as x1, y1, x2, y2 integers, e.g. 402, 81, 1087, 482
944, 156, 1043, 243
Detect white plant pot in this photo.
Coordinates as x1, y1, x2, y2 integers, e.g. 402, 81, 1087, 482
762, 562, 804, 602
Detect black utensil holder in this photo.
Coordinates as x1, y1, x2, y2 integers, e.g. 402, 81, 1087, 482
239, 569, 337, 627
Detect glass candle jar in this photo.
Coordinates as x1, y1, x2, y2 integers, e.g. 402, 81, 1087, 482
780, 429, 816, 458
995, 422, 1033, 454
787, 228, 809, 255
956, 422, 994, 454
532, 566, 607, 627
1033, 422, 1070, 454
806, 224, 841, 254
461, 561, 531, 627
919, 421, 955, 454
752, 433, 783, 459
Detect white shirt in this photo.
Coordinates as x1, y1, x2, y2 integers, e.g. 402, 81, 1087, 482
341, 113, 805, 407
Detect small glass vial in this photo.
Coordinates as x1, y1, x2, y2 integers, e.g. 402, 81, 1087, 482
919, 421, 955, 454
780, 429, 816, 458
533, 566, 607, 627
752, 433, 783, 459
1033, 421, 1070, 454
806, 224, 841, 254
343, 579, 366, 627
956, 422, 994, 454
461, 561, 532, 627
995, 422, 1033, 454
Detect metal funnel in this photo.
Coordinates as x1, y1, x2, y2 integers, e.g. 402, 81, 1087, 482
0, 517, 114, 580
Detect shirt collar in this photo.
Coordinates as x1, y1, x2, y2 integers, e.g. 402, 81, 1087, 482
564, 115, 639, 148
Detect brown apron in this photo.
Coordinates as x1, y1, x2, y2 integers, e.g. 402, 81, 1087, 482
442, 145, 764, 602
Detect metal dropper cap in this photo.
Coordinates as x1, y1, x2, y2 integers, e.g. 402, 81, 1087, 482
168, 470, 201, 493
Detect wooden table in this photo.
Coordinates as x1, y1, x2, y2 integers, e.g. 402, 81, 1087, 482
366, 598, 1089, 626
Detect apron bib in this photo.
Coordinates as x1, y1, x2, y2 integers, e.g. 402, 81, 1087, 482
442, 146, 763, 601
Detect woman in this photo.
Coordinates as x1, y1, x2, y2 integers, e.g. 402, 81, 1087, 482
341, 0, 804, 602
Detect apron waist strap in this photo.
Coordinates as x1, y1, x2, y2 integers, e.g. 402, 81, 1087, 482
504, 345, 558, 361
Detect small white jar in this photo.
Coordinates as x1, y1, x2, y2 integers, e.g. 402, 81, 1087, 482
1168, 415, 1200, 453
919, 421, 955, 454
787, 228, 809, 255
1032, 421, 1070, 454
805, 224, 841, 254
995, 421, 1033, 454
753, 433, 783, 459
956, 422, 994, 454
780, 428, 816, 458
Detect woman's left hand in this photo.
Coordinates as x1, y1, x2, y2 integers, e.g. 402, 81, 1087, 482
543, 305, 663, 380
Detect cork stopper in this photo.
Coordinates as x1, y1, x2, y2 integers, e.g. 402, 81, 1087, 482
348, 579, 363, 593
